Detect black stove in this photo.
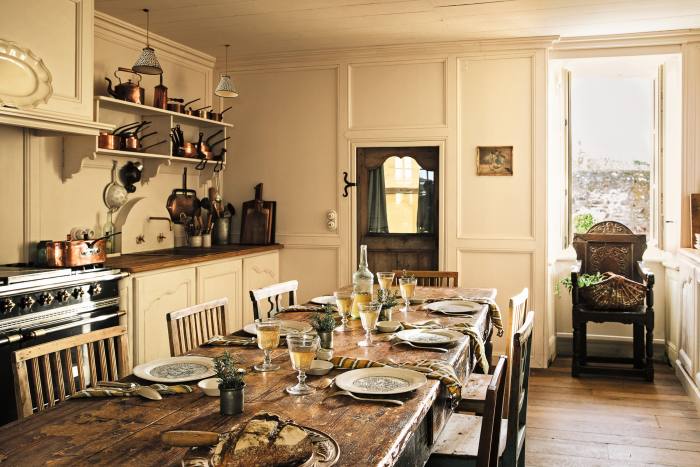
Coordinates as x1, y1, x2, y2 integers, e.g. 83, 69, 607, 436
0, 264, 128, 425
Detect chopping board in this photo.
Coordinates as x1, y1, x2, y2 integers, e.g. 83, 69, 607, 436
240, 183, 276, 244
691, 193, 700, 244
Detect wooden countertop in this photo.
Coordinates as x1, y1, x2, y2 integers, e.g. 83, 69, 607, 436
105, 244, 283, 273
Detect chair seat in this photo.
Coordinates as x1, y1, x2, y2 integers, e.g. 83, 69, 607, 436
456, 373, 490, 413
429, 414, 507, 464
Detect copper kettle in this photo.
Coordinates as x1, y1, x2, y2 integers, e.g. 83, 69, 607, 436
105, 67, 145, 104
153, 74, 168, 109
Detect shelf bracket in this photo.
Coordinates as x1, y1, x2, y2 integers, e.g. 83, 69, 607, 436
62, 135, 98, 182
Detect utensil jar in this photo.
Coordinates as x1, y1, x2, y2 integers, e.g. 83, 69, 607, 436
214, 218, 230, 245
219, 385, 244, 415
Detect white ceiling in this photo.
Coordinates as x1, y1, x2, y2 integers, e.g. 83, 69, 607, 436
96, 0, 700, 61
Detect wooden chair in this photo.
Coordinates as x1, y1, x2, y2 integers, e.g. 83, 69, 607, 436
571, 221, 654, 381
11, 326, 129, 420
428, 355, 508, 467
393, 270, 459, 287
249, 280, 298, 320
167, 298, 229, 357
459, 288, 528, 417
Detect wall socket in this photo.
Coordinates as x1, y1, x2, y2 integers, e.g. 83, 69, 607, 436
327, 209, 337, 231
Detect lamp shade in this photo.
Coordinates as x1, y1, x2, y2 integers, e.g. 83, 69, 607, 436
215, 74, 238, 98
132, 46, 162, 75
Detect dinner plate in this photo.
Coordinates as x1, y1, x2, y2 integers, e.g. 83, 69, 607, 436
311, 295, 337, 305
423, 300, 482, 314
243, 320, 313, 336
0, 40, 53, 109
335, 367, 427, 395
133, 356, 215, 383
395, 329, 463, 345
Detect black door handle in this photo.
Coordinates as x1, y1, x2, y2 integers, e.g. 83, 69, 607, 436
342, 171, 356, 198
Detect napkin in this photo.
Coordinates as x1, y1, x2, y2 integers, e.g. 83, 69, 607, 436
72, 384, 194, 399
203, 335, 258, 347
423, 297, 503, 336
329, 356, 462, 402
280, 304, 324, 312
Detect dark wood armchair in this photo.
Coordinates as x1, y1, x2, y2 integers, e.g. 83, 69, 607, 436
571, 221, 654, 381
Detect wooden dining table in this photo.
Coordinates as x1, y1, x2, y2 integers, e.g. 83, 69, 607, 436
0, 286, 496, 467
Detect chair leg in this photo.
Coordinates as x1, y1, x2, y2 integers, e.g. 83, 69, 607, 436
646, 313, 655, 382
633, 323, 644, 369
580, 322, 587, 365
571, 323, 579, 377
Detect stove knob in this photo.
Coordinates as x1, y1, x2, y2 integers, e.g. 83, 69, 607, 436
57, 290, 70, 303
1, 298, 15, 313
38, 293, 54, 306
89, 284, 102, 297
20, 296, 36, 309
72, 287, 85, 299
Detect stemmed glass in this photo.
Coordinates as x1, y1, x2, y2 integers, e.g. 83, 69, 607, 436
399, 276, 417, 312
376, 272, 395, 291
334, 291, 352, 332
254, 318, 281, 372
286, 333, 320, 395
357, 302, 381, 347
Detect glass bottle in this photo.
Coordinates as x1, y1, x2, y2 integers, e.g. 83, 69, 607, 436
351, 245, 373, 319
103, 212, 115, 254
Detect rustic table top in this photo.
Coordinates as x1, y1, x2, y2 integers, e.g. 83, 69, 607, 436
0, 287, 496, 467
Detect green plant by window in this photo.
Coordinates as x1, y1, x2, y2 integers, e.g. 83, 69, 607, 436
555, 272, 606, 296
213, 352, 245, 389
574, 213, 596, 233
310, 306, 337, 332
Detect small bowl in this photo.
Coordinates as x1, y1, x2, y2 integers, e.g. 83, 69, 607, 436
409, 298, 426, 305
376, 320, 401, 333
307, 360, 334, 376
198, 377, 221, 396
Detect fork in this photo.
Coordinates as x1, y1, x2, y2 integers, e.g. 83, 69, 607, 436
323, 390, 404, 406
391, 340, 449, 353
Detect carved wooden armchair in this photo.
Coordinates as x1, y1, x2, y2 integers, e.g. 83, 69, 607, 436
571, 221, 655, 381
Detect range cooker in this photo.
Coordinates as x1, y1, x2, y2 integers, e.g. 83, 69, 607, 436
0, 264, 127, 425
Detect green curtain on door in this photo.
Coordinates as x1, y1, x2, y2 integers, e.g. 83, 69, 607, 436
417, 176, 434, 233
368, 166, 389, 233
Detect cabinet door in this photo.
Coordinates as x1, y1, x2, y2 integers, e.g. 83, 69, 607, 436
242, 252, 280, 324
4, 0, 93, 120
678, 261, 696, 378
134, 268, 196, 364
196, 259, 243, 332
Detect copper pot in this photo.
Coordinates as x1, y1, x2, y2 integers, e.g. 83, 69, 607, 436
168, 98, 199, 113
206, 106, 232, 121
177, 142, 197, 158
46, 239, 106, 267
186, 105, 211, 118
123, 131, 157, 151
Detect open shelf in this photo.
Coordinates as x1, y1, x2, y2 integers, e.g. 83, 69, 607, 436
96, 96, 233, 128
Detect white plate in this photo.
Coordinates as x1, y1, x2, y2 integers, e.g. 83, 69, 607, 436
0, 40, 53, 109
311, 295, 337, 305
395, 329, 463, 345
243, 320, 313, 336
424, 300, 482, 314
335, 367, 427, 395
307, 360, 334, 376
133, 356, 215, 383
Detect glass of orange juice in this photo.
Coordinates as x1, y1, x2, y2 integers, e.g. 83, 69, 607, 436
254, 318, 281, 372
399, 276, 418, 312
334, 291, 352, 332
351, 292, 371, 320
376, 272, 395, 291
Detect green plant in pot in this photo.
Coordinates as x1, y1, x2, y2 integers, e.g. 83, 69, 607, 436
376, 288, 400, 321
311, 305, 337, 349
213, 351, 245, 415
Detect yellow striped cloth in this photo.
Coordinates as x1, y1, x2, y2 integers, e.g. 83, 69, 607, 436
329, 356, 462, 401
72, 384, 194, 398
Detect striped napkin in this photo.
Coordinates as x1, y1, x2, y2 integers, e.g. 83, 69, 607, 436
203, 335, 257, 347
72, 384, 194, 399
424, 296, 503, 336
280, 304, 324, 312
330, 356, 462, 402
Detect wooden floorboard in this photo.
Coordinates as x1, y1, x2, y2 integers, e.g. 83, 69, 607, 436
526, 358, 700, 466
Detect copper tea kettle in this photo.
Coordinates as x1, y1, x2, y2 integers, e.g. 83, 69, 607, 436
105, 67, 145, 104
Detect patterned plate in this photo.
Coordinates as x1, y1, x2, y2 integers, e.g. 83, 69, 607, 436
423, 300, 482, 315
133, 356, 215, 383
394, 329, 463, 345
311, 295, 337, 305
335, 367, 427, 395
243, 320, 312, 337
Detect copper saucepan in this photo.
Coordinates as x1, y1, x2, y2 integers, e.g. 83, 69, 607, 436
168, 97, 199, 113
187, 105, 211, 118
98, 121, 143, 150
206, 106, 232, 121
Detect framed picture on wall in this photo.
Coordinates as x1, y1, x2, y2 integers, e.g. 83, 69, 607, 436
476, 146, 513, 176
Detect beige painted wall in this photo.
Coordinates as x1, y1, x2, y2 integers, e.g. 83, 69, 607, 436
222, 40, 551, 367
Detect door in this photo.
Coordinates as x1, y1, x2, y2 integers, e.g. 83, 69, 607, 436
356, 147, 439, 274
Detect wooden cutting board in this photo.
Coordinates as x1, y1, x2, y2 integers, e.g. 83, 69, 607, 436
691, 194, 700, 245
240, 183, 274, 244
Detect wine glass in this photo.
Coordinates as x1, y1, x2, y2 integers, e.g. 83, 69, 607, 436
334, 291, 352, 332
376, 272, 395, 291
399, 276, 417, 312
357, 302, 381, 347
254, 318, 281, 372
286, 333, 320, 395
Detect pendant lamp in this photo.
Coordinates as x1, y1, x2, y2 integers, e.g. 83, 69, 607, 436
132, 9, 163, 75
215, 44, 238, 98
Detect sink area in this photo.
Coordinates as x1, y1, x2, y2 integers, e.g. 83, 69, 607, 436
133, 245, 249, 256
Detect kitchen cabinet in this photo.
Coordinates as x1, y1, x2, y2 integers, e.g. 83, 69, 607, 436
242, 252, 281, 323
672, 250, 700, 404
196, 259, 243, 332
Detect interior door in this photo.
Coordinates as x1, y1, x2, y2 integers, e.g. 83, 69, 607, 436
356, 147, 439, 274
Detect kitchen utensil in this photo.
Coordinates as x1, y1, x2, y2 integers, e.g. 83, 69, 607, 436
226, 203, 236, 217
104, 161, 128, 212
153, 74, 168, 109
206, 106, 232, 121
119, 161, 143, 193
205, 129, 223, 146
166, 168, 201, 223
0, 39, 52, 109
243, 320, 312, 337
203, 136, 230, 160
133, 139, 167, 153
209, 185, 223, 216
167, 97, 199, 113
177, 142, 197, 158
186, 105, 211, 118
323, 390, 404, 406
240, 183, 273, 245
97, 121, 142, 150
376, 321, 402, 333
105, 67, 144, 104
133, 356, 215, 383
334, 367, 427, 395
97, 381, 162, 400
214, 218, 229, 245
307, 360, 334, 376
390, 340, 449, 353
44, 232, 120, 267
122, 130, 156, 151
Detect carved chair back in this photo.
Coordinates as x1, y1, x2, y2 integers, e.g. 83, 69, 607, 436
502, 288, 528, 418
167, 298, 229, 356
572, 221, 646, 282
249, 280, 298, 320
12, 326, 129, 419
478, 355, 508, 467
